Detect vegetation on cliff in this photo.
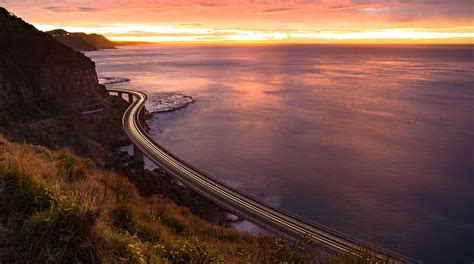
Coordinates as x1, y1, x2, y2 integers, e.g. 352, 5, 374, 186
0, 135, 327, 263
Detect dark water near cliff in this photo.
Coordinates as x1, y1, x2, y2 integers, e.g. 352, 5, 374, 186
87, 45, 474, 263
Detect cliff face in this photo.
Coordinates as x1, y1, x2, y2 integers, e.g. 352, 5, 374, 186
0, 8, 108, 123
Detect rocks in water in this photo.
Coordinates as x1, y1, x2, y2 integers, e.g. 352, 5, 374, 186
98, 77, 131, 85
146, 93, 196, 113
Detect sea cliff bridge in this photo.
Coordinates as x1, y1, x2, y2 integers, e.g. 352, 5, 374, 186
108, 89, 421, 264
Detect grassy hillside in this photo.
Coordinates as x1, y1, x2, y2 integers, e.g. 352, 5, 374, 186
0, 135, 336, 263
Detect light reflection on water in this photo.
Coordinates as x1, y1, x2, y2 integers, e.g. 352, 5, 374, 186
87, 45, 474, 263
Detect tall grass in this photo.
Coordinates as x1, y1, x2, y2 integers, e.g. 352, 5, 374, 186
0, 135, 382, 263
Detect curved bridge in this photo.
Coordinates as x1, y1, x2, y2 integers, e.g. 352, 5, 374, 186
109, 88, 421, 264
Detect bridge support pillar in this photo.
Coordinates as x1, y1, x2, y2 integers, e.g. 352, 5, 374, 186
128, 93, 134, 104
133, 144, 144, 162
117, 91, 123, 99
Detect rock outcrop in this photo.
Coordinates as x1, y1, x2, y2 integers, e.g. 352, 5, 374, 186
0, 7, 109, 123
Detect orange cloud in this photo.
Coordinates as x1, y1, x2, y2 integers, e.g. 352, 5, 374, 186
2, 0, 473, 43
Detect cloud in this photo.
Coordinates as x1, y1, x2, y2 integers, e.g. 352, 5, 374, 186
195, 2, 228, 7
179, 22, 204, 27
360, 2, 473, 22
361, 7, 422, 21
262, 7, 298, 13
44, 6, 100, 13
329, 4, 354, 10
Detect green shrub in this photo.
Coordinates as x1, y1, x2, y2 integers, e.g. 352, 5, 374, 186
205, 227, 241, 243
0, 163, 52, 220
161, 236, 224, 264
111, 203, 137, 233
161, 214, 187, 235
16, 204, 97, 263
330, 249, 396, 264
57, 150, 86, 181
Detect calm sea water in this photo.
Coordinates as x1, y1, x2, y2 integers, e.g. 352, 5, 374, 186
87, 45, 474, 263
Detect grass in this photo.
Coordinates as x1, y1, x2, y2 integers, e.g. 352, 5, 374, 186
0, 135, 390, 263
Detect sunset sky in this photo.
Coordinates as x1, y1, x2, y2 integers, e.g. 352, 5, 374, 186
2, 0, 473, 43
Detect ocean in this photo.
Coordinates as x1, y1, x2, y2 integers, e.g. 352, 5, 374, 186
86, 44, 474, 263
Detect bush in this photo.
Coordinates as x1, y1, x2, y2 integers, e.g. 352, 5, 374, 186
17, 205, 95, 263
160, 214, 188, 235
0, 168, 52, 218
161, 236, 224, 264
57, 150, 86, 181
204, 226, 241, 243
111, 203, 137, 233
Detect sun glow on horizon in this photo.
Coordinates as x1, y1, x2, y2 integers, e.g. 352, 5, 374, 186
5, 0, 474, 44
34, 23, 474, 44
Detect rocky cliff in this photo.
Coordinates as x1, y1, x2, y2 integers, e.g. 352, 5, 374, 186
0, 7, 109, 123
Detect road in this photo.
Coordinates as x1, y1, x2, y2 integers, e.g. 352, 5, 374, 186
109, 88, 421, 264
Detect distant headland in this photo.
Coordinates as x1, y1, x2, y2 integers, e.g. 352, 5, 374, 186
45, 29, 117, 51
